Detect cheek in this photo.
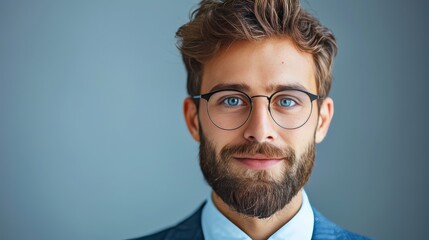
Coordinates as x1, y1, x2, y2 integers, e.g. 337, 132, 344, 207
280, 116, 318, 154
199, 103, 215, 137
199, 104, 239, 148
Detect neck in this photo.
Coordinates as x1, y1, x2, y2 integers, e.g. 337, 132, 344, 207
211, 190, 303, 240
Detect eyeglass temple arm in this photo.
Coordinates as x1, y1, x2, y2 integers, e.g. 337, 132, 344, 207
310, 93, 325, 101
192, 93, 212, 100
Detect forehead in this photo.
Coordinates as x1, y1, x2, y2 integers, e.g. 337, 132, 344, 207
201, 38, 316, 94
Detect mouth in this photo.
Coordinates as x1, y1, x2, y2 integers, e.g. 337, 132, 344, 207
233, 154, 283, 170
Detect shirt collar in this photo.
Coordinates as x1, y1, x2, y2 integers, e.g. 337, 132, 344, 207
201, 190, 314, 240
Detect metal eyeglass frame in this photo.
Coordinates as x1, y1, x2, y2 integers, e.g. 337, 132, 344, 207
192, 88, 324, 130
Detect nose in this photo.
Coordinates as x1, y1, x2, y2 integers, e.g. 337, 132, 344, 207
243, 96, 277, 143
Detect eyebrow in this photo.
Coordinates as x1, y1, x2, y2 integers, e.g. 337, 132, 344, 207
267, 83, 310, 93
209, 83, 250, 93
208, 82, 310, 94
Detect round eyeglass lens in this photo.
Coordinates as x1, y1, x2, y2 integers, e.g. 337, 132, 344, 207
269, 90, 313, 129
206, 90, 251, 130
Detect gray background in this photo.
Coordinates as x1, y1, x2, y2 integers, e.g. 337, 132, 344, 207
1, 0, 428, 239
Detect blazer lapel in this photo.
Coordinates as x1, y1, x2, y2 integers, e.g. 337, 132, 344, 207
165, 203, 205, 240
311, 208, 340, 240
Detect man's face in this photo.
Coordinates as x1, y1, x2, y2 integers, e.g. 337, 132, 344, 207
184, 38, 333, 218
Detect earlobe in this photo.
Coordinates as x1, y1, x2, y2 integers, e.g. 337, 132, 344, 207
315, 97, 334, 143
183, 98, 200, 142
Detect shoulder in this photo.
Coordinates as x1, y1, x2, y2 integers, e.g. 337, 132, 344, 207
312, 208, 372, 240
128, 203, 205, 240
129, 230, 168, 240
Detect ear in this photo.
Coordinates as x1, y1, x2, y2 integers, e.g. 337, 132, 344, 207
315, 97, 334, 144
183, 97, 200, 142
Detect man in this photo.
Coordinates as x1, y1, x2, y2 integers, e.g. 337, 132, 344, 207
133, 0, 370, 239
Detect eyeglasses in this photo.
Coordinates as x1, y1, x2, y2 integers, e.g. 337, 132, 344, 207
192, 89, 323, 130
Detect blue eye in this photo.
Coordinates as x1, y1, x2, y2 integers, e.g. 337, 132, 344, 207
223, 97, 242, 106
279, 98, 296, 107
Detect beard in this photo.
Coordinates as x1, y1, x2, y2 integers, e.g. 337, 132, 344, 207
199, 132, 315, 219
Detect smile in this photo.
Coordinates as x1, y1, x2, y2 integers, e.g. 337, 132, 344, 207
234, 154, 283, 170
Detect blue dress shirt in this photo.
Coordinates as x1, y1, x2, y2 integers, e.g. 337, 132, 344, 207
201, 190, 314, 240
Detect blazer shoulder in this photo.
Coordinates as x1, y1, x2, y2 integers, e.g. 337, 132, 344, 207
129, 229, 169, 240
312, 208, 372, 240
128, 203, 206, 240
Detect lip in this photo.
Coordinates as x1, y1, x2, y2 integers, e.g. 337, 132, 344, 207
234, 154, 283, 170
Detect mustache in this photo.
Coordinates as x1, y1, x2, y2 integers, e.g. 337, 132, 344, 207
220, 141, 296, 163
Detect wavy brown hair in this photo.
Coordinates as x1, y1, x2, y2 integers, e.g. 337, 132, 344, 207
176, 0, 337, 100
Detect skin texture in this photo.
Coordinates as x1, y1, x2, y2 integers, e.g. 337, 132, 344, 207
183, 37, 334, 240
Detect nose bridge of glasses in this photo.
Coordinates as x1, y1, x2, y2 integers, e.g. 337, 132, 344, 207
250, 95, 269, 99
249, 95, 272, 109
250, 94, 270, 103
248, 94, 272, 118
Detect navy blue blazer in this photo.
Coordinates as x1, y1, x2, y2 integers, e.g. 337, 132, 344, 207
131, 203, 371, 240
